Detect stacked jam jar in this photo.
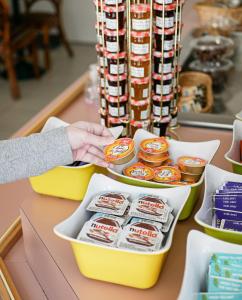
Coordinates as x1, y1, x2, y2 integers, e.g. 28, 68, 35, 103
94, 0, 129, 137
151, 0, 183, 135
129, 2, 152, 137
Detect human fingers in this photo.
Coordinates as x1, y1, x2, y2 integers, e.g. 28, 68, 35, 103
87, 145, 105, 160
83, 131, 114, 147
72, 121, 113, 138
81, 152, 111, 168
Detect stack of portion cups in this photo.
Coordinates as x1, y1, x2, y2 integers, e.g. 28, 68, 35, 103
103, 1, 129, 137
129, 3, 151, 137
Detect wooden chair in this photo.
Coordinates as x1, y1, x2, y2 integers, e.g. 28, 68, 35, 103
0, 0, 39, 99
23, 0, 74, 70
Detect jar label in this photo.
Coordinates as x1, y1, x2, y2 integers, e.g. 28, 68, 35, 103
100, 118, 106, 126
143, 88, 148, 98
106, 41, 119, 52
153, 105, 169, 117
132, 19, 150, 31
106, 18, 119, 30
164, 39, 174, 51
170, 116, 177, 127
99, 57, 104, 67
105, 0, 123, 4
156, 16, 174, 29
98, 35, 104, 45
158, 63, 172, 74
101, 78, 105, 87
101, 97, 106, 109
110, 64, 125, 75
131, 66, 145, 78
131, 43, 149, 55
121, 127, 127, 137
131, 87, 135, 98
155, 0, 173, 4
98, 12, 106, 23
109, 85, 123, 96
141, 109, 148, 120
152, 127, 160, 136
109, 105, 125, 117
156, 84, 172, 95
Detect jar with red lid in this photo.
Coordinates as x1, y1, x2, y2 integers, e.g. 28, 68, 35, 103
153, 73, 173, 96
130, 120, 150, 137
104, 29, 126, 53
151, 116, 171, 137
131, 99, 150, 121
152, 95, 172, 118
154, 3, 175, 29
153, 50, 174, 74
108, 116, 129, 137
131, 31, 150, 56
131, 77, 150, 100
104, 5, 125, 31
131, 54, 150, 78
107, 95, 128, 117
107, 73, 127, 97
99, 108, 108, 127
154, 27, 175, 52
104, 0, 125, 6
131, 4, 150, 31
100, 73, 109, 92
106, 51, 126, 75
96, 44, 106, 68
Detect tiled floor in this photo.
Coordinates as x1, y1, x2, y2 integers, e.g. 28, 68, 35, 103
0, 44, 96, 139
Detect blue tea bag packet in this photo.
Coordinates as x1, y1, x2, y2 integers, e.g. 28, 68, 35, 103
209, 261, 242, 281
196, 293, 242, 300
224, 182, 242, 188
213, 209, 242, 227
211, 253, 242, 265
220, 220, 242, 232
213, 195, 242, 212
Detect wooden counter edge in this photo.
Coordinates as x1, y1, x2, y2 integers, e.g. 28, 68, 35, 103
0, 72, 89, 299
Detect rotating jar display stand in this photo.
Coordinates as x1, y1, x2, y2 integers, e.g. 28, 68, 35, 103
0, 73, 234, 299
94, 0, 184, 137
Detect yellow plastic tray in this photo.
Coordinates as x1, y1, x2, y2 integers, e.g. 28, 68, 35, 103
54, 174, 191, 288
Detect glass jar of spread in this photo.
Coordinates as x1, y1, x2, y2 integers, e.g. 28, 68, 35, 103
99, 108, 108, 127
131, 99, 150, 121
151, 116, 171, 137
153, 73, 173, 96
96, 44, 106, 68
100, 73, 109, 93
104, 28, 126, 53
104, 0, 125, 6
131, 54, 150, 78
169, 106, 178, 128
131, 31, 150, 56
104, 4, 125, 31
95, 23, 104, 46
131, 77, 149, 100
152, 95, 171, 118
94, 1, 106, 24
154, 3, 175, 29
153, 50, 174, 74
107, 73, 127, 97
108, 116, 129, 137
131, 4, 150, 32
106, 51, 126, 75
99, 89, 107, 109
154, 27, 175, 52
107, 95, 128, 117
130, 120, 150, 137
154, 0, 173, 5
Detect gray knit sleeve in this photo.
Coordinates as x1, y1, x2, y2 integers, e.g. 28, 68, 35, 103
0, 127, 73, 184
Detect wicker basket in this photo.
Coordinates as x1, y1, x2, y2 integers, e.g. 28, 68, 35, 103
179, 71, 214, 113
194, 2, 242, 33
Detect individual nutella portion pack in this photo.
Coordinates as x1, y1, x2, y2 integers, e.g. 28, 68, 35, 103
161, 213, 174, 233
90, 213, 125, 227
77, 220, 121, 246
129, 194, 171, 223
87, 191, 130, 216
129, 218, 163, 231
117, 224, 164, 252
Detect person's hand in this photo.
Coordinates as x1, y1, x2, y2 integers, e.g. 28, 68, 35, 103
66, 122, 115, 168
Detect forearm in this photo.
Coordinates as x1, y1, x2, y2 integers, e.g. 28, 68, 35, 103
0, 127, 73, 184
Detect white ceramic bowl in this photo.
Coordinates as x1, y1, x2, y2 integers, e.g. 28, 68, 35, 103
178, 230, 242, 300
195, 164, 242, 244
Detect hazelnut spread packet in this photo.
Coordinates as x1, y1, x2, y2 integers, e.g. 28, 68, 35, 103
117, 224, 164, 252
90, 213, 125, 227
87, 191, 130, 216
130, 218, 163, 231
129, 194, 171, 223
77, 220, 122, 246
